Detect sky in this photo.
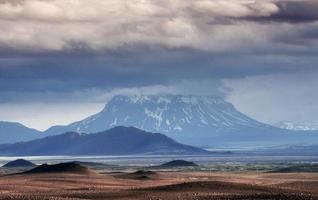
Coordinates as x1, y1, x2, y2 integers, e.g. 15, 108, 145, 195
0, 0, 318, 130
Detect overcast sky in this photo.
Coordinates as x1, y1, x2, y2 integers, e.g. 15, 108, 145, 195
0, 0, 318, 130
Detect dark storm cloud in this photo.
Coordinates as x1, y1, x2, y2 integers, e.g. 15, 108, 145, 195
0, 0, 317, 103
274, 29, 318, 46
274, 1, 318, 23
242, 0, 318, 23
0, 46, 317, 103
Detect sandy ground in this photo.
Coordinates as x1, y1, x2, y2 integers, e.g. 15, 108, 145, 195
0, 171, 317, 200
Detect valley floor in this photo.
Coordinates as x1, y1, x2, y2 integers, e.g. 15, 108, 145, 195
0, 171, 317, 200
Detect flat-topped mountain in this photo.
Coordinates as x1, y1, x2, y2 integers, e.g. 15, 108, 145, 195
1, 95, 318, 148
44, 95, 318, 147
46, 95, 265, 136
0, 126, 209, 156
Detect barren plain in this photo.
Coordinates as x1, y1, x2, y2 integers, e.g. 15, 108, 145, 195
0, 168, 317, 200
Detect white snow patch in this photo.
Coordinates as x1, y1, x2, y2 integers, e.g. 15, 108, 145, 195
128, 95, 150, 104
166, 119, 170, 126
144, 108, 164, 129
158, 97, 171, 104
173, 125, 183, 131
110, 118, 118, 126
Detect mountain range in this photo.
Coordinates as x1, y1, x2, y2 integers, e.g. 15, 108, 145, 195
43, 95, 318, 147
0, 126, 208, 156
1, 95, 318, 148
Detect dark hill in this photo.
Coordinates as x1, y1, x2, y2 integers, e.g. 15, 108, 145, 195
0, 126, 209, 156
115, 170, 157, 180
144, 181, 274, 193
72, 161, 111, 167
2, 159, 36, 168
160, 160, 198, 167
270, 164, 318, 173
24, 162, 91, 174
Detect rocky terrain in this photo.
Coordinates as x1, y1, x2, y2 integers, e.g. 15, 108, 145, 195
0, 164, 317, 200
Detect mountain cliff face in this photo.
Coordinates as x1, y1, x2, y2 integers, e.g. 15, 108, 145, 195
0, 121, 41, 144
0, 126, 208, 156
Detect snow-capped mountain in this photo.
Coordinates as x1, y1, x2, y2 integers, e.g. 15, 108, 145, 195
274, 121, 318, 131
44, 95, 318, 147
2, 95, 318, 147
71, 95, 265, 133
45, 95, 271, 145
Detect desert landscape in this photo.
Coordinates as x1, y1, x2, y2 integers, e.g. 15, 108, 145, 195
0, 0, 318, 199
0, 160, 317, 200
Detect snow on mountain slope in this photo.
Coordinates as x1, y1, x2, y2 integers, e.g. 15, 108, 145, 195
45, 95, 274, 145
43, 95, 318, 147
75, 95, 264, 132
275, 121, 318, 131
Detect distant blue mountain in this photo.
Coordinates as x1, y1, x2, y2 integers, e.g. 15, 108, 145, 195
250, 145, 318, 156
0, 126, 209, 156
274, 121, 318, 131
0, 121, 42, 144
44, 95, 318, 147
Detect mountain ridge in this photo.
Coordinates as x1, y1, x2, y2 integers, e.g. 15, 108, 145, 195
1, 95, 318, 148
46, 95, 267, 134
0, 126, 209, 156
0, 121, 42, 144
43, 95, 318, 147
44, 95, 277, 146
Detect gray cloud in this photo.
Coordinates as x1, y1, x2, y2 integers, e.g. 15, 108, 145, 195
243, 0, 318, 23
0, 0, 318, 129
0, 0, 315, 53
0, 81, 227, 130
0, 47, 316, 103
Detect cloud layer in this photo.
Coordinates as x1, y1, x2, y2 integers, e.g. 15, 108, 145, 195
225, 69, 318, 124
0, 0, 317, 100
0, 0, 318, 129
0, 0, 316, 53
